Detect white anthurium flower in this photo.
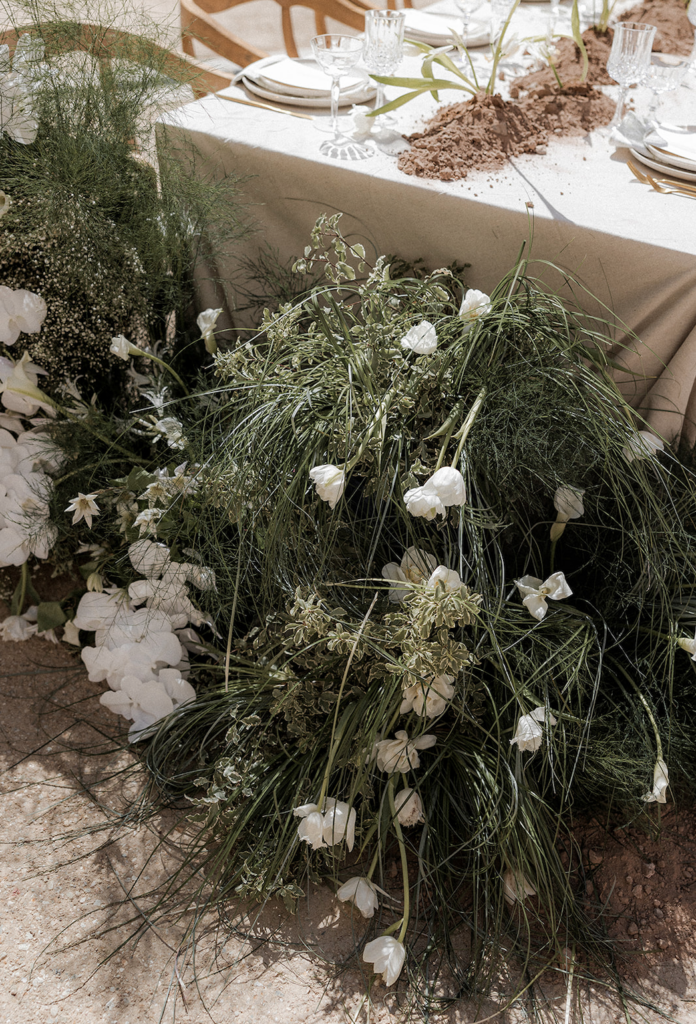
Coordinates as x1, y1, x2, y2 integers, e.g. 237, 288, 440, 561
309, 463, 345, 509
678, 630, 696, 660
0, 191, 10, 219
65, 492, 100, 528
514, 572, 572, 621
510, 706, 557, 753
197, 307, 223, 354
404, 466, 466, 520
382, 546, 437, 603
62, 620, 81, 646
109, 335, 140, 361
0, 286, 47, 345
128, 539, 171, 579
372, 730, 437, 774
401, 673, 455, 718
550, 486, 585, 542
394, 787, 424, 827
363, 936, 406, 987
293, 798, 356, 851
72, 590, 130, 632
0, 610, 38, 641
643, 759, 669, 804
0, 352, 54, 417
427, 565, 461, 591
400, 320, 438, 355
503, 868, 537, 906
459, 288, 491, 331
93, 607, 174, 650
336, 876, 388, 918
623, 429, 665, 463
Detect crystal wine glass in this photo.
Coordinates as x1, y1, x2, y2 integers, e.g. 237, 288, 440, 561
606, 21, 656, 132
363, 10, 405, 128
644, 52, 691, 123
311, 34, 373, 160
490, 0, 515, 44
453, 0, 479, 45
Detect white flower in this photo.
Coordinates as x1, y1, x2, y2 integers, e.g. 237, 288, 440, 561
293, 798, 356, 851
0, 352, 54, 417
404, 467, 466, 519
351, 104, 373, 139
336, 876, 385, 918
65, 492, 100, 529
503, 868, 536, 906
197, 308, 223, 354
0, 191, 11, 219
382, 546, 437, 603
514, 572, 572, 621
400, 321, 437, 355
128, 539, 171, 579
134, 508, 163, 537
363, 936, 406, 987
72, 590, 128, 632
372, 730, 437, 774
427, 565, 461, 591
0, 286, 47, 345
643, 759, 669, 804
510, 706, 557, 753
62, 620, 81, 645
0, 611, 38, 641
623, 429, 665, 463
153, 417, 186, 451
550, 486, 585, 542
394, 787, 424, 827
309, 464, 345, 509
110, 335, 140, 361
401, 673, 454, 718
459, 288, 491, 329
99, 670, 195, 742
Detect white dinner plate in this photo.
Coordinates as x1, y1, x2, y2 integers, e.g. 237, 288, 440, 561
403, 11, 489, 46
629, 146, 696, 183
646, 143, 696, 174
255, 56, 364, 98
242, 73, 376, 108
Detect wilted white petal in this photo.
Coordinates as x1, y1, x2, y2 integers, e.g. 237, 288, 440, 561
394, 787, 424, 826
643, 759, 669, 804
623, 429, 665, 463
309, 464, 345, 509
503, 867, 536, 905
510, 706, 557, 753
337, 876, 380, 918
363, 936, 406, 987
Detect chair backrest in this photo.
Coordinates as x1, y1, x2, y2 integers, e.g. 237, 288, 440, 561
180, 0, 382, 65
0, 23, 234, 98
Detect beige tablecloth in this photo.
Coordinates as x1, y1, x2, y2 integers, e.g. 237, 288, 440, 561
161, 4, 696, 443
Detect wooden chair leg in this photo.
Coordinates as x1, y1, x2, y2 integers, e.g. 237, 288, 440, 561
281, 6, 299, 58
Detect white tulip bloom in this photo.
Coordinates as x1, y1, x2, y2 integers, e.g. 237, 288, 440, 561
643, 759, 669, 804
678, 630, 696, 660
0, 286, 47, 345
0, 191, 10, 219
623, 429, 665, 463
293, 798, 356, 851
427, 565, 461, 591
372, 730, 437, 774
401, 674, 455, 718
382, 546, 437, 603
550, 486, 585, 542
197, 307, 223, 354
394, 787, 424, 826
0, 352, 54, 417
404, 466, 466, 520
459, 288, 491, 330
402, 484, 446, 521
510, 706, 557, 753
363, 935, 406, 987
514, 572, 572, 621
503, 868, 536, 906
110, 335, 140, 361
400, 321, 438, 355
309, 463, 345, 509
337, 876, 385, 918
65, 492, 100, 528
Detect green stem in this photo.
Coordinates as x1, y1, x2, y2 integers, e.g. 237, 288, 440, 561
486, 0, 521, 94
344, 392, 396, 474
140, 352, 190, 396
388, 776, 411, 943
451, 387, 486, 468
612, 661, 663, 761
15, 562, 28, 617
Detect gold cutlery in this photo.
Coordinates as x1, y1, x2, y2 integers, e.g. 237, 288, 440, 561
217, 92, 315, 121
627, 159, 696, 198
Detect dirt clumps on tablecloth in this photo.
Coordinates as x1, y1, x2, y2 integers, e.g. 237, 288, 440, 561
512, 27, 615, 92
398, 88, 614, 182
618, 0, 694, 57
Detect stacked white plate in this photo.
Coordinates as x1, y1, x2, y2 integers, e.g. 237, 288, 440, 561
402, 9, 489, 47
630, 125, 696, 183
241, 55, 376, 109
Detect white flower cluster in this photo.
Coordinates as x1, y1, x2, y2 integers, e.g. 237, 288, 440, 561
0, 413, 61, 567
75, 539, 215, 741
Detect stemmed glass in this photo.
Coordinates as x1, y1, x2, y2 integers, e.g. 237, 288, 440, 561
453, 0, 479, 45
606, 21, 656, 131
490, 0, 515, 44
311, 34, 373, 160
363, 10, 405, 128
644, 53, 691, 123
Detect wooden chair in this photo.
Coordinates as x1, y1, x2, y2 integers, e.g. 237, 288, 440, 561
0, 23, 235, 98
180, 0, 384, 65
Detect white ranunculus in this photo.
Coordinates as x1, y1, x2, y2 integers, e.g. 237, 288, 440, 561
402, 484, 446, 521
503, 868, 536, 906
400, 321, 438, 355
65, 492, 100, 529
678, 630, 696, 660
400, 673, 455, 718
336, 876, 383, 918
382, 546, 437, 603
110, 335, 140, 361
623, 429, 665, 463
372, 730, 437, 774
363, 936, 406, 987
550, 486, 585, 542
0, 286, 47, 345
643, 758, 669, 804
0, 191, 10, 219
510, 706, 557, 753
0, 352, 54, 417
459, 288, 491, 330
394, 787, 424, 827
0, 611, 38, 641
427, 565, 461, 591
293, 797, 356, 851
309, 463, 345, 509
197, 307, 223, 354
514, 572, 572, 621
405, 466, 466, 520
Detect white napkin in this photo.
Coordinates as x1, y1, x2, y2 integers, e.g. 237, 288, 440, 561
645, 125, 696, 163
404, 10, 488, 45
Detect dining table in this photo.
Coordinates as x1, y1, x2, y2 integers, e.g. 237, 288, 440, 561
160, 0, 696, 444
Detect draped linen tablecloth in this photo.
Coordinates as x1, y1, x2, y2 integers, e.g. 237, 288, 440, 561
160, 4, 696, 442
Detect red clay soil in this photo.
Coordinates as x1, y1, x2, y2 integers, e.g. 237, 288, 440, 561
398, 87, 614, 182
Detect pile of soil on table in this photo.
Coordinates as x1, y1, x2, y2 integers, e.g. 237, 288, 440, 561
618, 0, 694, 57
398, 87, 614, 182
